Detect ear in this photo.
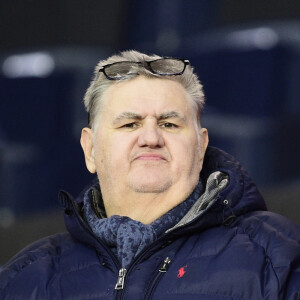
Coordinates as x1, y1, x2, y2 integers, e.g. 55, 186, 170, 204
80, 127, 97, 174
199, 128, 209, 161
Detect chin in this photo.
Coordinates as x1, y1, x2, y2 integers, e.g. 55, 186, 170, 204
129, 176, 172, 194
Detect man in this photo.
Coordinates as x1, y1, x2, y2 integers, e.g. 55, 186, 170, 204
0, 50, 299, 299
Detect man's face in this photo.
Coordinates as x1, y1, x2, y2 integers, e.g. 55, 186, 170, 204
82, 76, 208, 199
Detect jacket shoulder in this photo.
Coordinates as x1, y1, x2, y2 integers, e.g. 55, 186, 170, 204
237, 211, 300, 298
0, 232, 74, 296
237, 211, 300, 257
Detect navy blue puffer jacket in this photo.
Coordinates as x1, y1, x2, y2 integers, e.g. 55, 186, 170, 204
0, 147, 299, 300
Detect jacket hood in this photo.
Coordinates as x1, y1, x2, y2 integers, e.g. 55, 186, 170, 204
202, 146, 266, 214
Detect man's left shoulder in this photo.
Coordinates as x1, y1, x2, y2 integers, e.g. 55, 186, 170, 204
237, 210, 300, 262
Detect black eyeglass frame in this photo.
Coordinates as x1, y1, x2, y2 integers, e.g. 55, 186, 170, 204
98, 57, 190, 80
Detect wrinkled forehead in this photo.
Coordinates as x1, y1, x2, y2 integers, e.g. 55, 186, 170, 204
93, 76, 199, 128
102, 77, 193, 111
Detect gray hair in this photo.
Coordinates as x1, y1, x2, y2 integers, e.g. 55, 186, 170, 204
83, 50, 205, 129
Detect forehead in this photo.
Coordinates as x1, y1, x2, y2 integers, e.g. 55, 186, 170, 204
100, 76, 194, 117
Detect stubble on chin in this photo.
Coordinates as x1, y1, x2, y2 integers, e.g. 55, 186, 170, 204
128, 174, 173, 194
129, 183, 172, 194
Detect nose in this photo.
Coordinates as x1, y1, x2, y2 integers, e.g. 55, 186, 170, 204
137, 123, 165, 148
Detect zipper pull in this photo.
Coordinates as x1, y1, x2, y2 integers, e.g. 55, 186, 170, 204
115, 268, 127, 290
159, 257, 171, 273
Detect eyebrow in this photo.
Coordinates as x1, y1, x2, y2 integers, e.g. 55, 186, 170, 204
158, 111, 186, 121
112, 111, 186, 125
113, 112, 143, 125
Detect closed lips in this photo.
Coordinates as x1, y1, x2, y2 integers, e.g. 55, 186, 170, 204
135, 153, 167, 160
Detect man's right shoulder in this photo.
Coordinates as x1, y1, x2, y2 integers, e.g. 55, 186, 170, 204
0, 232, 75, 293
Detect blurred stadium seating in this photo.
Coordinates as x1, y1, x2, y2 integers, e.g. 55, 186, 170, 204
0, 47, 110, 219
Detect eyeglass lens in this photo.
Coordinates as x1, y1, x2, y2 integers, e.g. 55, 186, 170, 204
105, 61, 140, 79
149, 58, 185, 75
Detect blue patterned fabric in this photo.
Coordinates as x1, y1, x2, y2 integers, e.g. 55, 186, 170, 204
83, 180, 203, 268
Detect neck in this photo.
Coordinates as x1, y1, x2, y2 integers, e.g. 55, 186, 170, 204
101, 182, 196, 224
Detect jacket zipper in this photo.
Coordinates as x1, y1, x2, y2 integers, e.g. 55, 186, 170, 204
115, 268, 127, 290
115, 257, 171, 300
67, 185, 225, 299
67, 198, 175, 300
143, 257, 172, 300
67, 203, 128, 300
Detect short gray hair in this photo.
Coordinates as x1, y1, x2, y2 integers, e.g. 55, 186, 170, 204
83, 50, 205, 129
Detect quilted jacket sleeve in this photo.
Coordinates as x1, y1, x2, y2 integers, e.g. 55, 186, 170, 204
0, 233, 69, 300
240, 211, 300, 300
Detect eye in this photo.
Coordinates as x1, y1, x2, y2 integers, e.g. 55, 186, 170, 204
160, 122, 178, 128
121, 122, 139, 128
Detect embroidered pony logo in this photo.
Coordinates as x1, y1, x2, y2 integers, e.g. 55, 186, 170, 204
177, 265, 187, 278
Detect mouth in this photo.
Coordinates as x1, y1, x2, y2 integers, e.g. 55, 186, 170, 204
135, 153, 167, 161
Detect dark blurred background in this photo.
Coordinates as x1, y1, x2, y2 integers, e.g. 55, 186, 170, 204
0, 0, 300, 265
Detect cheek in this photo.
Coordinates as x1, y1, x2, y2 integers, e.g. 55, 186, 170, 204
93, 132, 112, 168
169, 135, 201, 169
94, 132, 136, 168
